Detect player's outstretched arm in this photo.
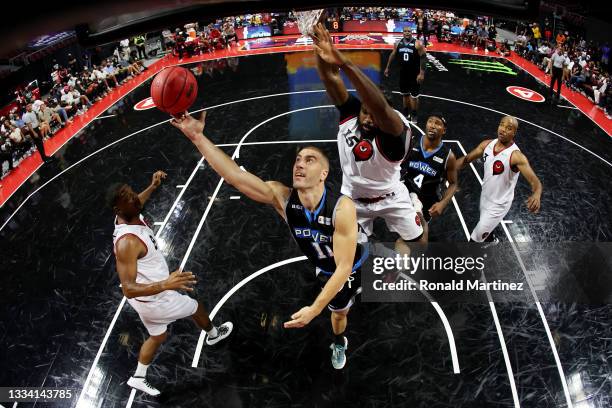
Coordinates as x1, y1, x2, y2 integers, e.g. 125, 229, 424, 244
429, 151, 458, 217
116, 236, 197, 298
313, 32, 349, 105
138, 170, 167, 205
511, 151, 542, 213
312, 23, 404, 136
171, 111, 290, 211
284, 196, 357, 329
456, 139, 491, 170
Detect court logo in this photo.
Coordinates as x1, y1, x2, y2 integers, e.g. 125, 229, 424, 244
506, 86, 545, 103
134, 97, 156, 111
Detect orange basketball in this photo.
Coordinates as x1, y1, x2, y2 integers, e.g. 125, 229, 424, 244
150, 67, 198, 115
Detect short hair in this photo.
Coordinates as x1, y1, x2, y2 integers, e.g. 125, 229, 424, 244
428, 112, 447, 128
106, 182, 126, 209
296, 145, 330, 169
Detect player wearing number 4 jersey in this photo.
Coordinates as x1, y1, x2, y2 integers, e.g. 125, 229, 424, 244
109, 171, 233, 397
402, 114, 458, 240
171, 111, 366, 370
457, 116, 542, 242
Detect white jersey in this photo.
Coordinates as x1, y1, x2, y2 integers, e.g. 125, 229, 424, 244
480, 139, 521, 208
338, 111, 411, 198
113, 216, 169, 301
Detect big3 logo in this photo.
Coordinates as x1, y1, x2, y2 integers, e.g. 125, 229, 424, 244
492, 160, 504, 175
352, 139, 374, 161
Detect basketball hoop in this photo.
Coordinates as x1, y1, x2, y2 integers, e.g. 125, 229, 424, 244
293, 9, 325, 36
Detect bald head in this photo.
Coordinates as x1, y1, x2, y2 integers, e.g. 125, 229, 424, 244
500, 115, 518, 130
497, 116, 518, 144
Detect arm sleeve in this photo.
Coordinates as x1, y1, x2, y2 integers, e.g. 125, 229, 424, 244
336, 94, 362, 123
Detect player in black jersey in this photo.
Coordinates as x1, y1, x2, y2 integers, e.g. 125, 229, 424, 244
171, 111, 365, 370
402, 114, 458, 239
384, 26, 427, 123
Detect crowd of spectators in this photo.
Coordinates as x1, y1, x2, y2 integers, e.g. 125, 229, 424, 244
514, 23, 610, 116
1, 42, 148, 178
3, 8, 611, 179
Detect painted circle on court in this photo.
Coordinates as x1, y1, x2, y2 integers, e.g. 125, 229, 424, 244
134, 97, 156, 111
506, 86, 545, 103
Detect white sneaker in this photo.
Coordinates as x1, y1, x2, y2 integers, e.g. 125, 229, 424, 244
330, 337, 348, 369
205, 321, 233, 345
127, 376, 160, 396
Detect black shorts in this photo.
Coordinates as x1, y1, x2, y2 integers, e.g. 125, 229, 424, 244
317, 268, 362, 312
400, 71, 420, 97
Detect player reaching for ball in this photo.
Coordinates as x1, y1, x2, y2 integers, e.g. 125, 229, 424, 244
312, 23, 424, 254
457, 116, 542, 243
171, 111, 368, 370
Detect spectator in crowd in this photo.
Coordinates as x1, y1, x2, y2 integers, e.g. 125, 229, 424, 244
21, 104, 52, 162
133, 35, 147, 60
222, 20, 238, 48
531, 23, 542, 46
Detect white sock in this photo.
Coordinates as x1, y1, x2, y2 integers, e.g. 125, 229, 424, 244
207, 326, 218, 338
135, 362, 149, 377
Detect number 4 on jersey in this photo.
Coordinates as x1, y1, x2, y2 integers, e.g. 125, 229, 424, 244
413, 174, 424, 189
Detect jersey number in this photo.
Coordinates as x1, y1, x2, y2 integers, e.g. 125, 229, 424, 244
403, 53, 410, 62
311, 242, 334, 259
413, 174, 424, 189
149, 235, 159, 250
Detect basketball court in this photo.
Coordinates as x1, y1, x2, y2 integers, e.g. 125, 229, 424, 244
0, 35, 611, 408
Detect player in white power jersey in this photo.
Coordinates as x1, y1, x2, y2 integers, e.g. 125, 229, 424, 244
457, 116, 542, 242
109, 171, 233, 396
313, 23, 424, 249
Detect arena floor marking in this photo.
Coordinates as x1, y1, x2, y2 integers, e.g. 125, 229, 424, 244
502, 58, 608, 135
75, 156, 206, 407
452, 140, 574, 408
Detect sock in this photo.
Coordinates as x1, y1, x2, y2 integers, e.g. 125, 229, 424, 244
207, 326, 218, 338
135, 362, 149, 377
334, 333, 345, 346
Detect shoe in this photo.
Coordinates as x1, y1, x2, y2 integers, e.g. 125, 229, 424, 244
127, 376, 160, 396
330, 336, 348, 369
482, 235, 500, 249
205, 321, 233, 345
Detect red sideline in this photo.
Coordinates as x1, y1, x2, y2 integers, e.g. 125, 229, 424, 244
1, 34, 610, 208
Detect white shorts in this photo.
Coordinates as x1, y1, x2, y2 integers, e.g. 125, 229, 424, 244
470, 200, 511, 242
355, 184, 424, 241
127, 290, 198, 336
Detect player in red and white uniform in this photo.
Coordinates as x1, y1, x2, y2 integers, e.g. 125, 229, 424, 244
109, 171, 233, 396
313, 23, 424, 249
457, 116, 542, 242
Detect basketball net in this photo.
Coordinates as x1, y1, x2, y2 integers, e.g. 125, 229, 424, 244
294, 9, 324, 37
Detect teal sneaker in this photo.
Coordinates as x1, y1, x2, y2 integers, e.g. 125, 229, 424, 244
330, 336, 348, 369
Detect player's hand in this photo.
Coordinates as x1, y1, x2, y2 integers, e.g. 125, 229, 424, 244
170, 111, 207, 142
417, 72, 425, 83
163, 269, 197, 292
384, 68, 390, 77
428, 201, 447, 218
151, 170, 167, 188
311, 23, 347, 67
284, 306, 319, 329
526, 194, 541, 213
